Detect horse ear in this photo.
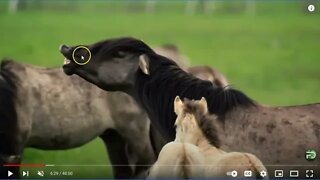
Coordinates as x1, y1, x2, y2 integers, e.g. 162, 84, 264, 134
139, 54, 150, 75
199, 97, 208, 114
174, 96, 184, 115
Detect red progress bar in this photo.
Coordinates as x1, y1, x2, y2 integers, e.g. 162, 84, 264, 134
3, 164, 46, 167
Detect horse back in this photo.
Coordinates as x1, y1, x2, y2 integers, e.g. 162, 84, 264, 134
222, 104, 320, 165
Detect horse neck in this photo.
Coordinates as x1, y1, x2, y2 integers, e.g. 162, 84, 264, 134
134, 65, 217, 140
134, 63, 255, 141
174, 114, 208, 146
175, 126, 219, 154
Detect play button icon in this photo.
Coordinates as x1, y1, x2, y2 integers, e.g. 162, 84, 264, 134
72, 46, 91, 65
8, 171, 13, 177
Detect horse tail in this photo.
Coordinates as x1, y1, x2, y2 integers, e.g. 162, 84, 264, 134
0, 59, 18, 154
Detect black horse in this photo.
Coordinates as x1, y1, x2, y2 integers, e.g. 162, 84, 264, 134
60, 37, 320, 168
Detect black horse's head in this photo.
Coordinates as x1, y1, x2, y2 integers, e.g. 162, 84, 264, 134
59, 37, 160, 92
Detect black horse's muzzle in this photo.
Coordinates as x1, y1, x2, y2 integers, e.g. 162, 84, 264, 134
59, 44, 77, 75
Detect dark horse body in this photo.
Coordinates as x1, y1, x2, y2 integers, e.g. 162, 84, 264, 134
0, 60, 156, 178
60, 37, 320, 170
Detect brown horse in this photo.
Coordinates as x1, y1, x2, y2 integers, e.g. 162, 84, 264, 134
188, 66, 229, 88
148, 96, 267, 178
154, 44, 190, 71
59, 37, 320, 169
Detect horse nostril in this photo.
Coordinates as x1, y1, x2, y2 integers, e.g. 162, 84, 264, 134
59, 44, 70, 53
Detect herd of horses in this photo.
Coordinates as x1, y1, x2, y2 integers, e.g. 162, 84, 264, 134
0, 37, 319, 179
0, 44, 228, 178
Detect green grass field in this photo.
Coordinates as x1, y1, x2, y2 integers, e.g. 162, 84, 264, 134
0, 1, 319, 178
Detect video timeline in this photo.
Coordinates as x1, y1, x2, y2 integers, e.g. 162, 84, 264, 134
3, 164, 320, 179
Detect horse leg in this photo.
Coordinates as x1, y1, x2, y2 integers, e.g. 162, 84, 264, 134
121, 137, 155, 178
0, 116, 24, 178
116, 123, 162, 178
0, 154, 22, 179
0, 133, 23, 179
149, 123, 167, 156
99, 129, 133, 179
127, 123, 167, 178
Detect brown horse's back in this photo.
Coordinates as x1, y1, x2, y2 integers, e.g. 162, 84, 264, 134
221, 103, 320, 166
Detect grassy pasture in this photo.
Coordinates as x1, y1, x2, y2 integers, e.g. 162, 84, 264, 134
0, 1, 319, 178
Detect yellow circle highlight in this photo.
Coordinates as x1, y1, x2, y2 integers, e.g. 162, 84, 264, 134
72, 46, 92, 65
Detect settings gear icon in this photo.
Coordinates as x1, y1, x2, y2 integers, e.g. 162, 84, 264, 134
260, 170, 267, 178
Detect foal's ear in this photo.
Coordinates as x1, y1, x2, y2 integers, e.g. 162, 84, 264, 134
139, 54, 150, 75
174, 96, 184, 114
199, 97, 208, 114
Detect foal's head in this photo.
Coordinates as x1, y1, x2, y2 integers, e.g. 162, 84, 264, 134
174, 96, 220, 147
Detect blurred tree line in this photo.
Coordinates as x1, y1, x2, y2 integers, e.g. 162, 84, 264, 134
5, 0, 317, 15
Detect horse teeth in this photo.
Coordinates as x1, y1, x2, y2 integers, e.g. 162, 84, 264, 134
64, 58, 71, 65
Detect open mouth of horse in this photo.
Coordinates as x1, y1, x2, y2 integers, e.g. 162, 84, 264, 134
60, 44, 77, 75
62, 58, 77, 76
64, 58, 71, 65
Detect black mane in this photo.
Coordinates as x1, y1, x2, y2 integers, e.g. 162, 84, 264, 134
134, 50, 256, 141
90, 37, 155, 56
0, 59, 18, 153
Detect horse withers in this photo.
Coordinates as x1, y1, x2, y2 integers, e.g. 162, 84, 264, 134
148, 96, 267, 178
59, 37, 320, 168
